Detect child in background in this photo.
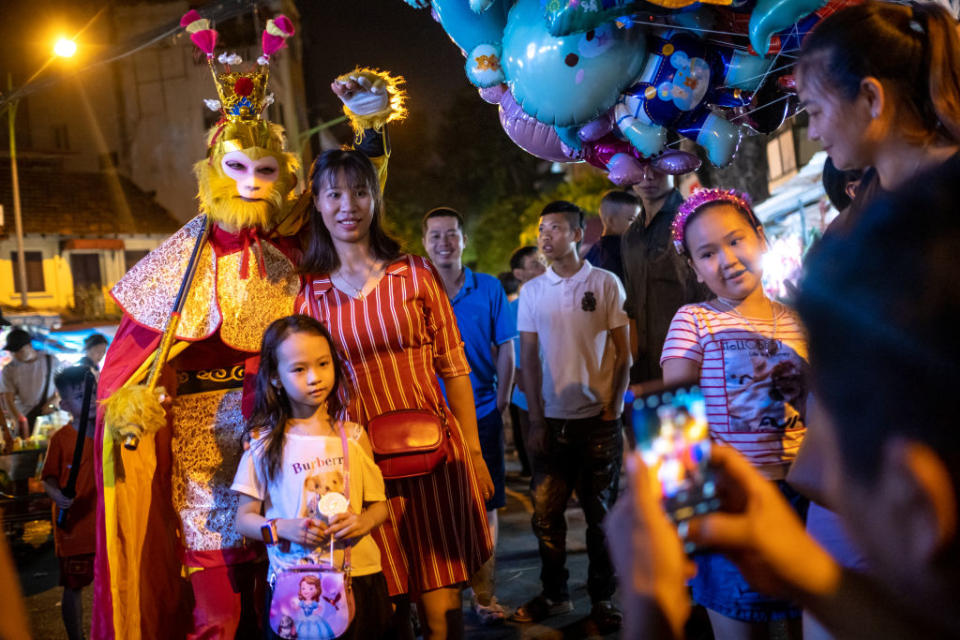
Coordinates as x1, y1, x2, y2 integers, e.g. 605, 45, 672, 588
232, 315, 391, 639
41, 366, 98, 640
661, 189, 808, 640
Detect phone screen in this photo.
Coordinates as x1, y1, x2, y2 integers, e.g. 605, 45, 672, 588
624, 381, 720, 523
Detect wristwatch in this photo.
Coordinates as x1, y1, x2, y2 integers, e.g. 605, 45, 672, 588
260, 518, 279, 545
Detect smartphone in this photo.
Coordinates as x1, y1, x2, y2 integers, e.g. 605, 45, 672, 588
624, 381, 720, 523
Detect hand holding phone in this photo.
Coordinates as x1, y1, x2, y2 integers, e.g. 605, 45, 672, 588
624, 381, 720, 526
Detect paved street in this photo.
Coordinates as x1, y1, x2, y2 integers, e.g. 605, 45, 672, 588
463, 465, 621, 640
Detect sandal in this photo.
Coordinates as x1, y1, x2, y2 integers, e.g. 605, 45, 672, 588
512, 594, 573, 623
471, 595, 508, 625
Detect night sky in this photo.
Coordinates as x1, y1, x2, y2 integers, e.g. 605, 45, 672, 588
295, 1, 477, 149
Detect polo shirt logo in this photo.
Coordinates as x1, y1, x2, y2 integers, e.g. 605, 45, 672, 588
581, 291, 597, 312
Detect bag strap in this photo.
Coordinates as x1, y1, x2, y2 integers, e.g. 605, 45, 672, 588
42, 354, 53, 404
334, 421, 351, 573
25, 354, 55, 424
338, 421, 350, 503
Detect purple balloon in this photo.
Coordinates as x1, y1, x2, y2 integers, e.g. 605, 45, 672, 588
560, 141, 584, 161
498, 90, 570, 163
478, 83, 507, 105
607, 154, 646, 186
653, 149, 702, 175
578, 114, 614, 142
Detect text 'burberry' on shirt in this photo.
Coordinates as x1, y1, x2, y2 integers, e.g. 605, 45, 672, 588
291, 456, 344, 475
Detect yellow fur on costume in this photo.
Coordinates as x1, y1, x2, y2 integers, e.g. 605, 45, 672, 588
194, 131, 300, 231
336, 67, 407, 139
104, 384, 168, 443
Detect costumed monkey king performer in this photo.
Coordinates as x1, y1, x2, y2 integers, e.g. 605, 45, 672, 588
91, 12, 405, 640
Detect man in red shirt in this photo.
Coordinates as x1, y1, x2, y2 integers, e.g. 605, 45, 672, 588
42, 366, 97, 640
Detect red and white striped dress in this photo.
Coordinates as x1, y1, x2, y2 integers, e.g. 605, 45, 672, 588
660, 301, 808, 479
301, 254, 492, 596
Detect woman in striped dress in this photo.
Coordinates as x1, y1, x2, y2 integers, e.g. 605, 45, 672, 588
298, 149, 494, 640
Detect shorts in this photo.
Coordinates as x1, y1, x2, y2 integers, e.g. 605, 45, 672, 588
690, 481, 807, 623
477, 409, 506, 510
59, 553, 95, 590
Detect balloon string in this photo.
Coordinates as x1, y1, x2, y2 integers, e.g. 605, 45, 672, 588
714, 59, 797, 92
728, 92, 797, 123
623, 18, 751, 39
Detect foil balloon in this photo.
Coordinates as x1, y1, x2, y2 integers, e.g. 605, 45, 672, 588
582, 133, 702, 185
408, 0, 510, 87
544, 0, 737, 36
478, 83, 507, 104
501, 0, 647, 127
496, 89, 572, 162
578, 113, 615, 142
615, 30, 773, 166
749, 0, 828, 57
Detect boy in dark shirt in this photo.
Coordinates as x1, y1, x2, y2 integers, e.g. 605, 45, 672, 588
42, 366, 97, 640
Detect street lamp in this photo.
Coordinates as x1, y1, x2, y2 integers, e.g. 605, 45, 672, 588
53, 38, 77, 59
6, 38, 78, 307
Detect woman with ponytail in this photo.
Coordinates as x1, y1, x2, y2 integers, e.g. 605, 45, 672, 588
797, 0, 960, 231
796, 6, 960, 637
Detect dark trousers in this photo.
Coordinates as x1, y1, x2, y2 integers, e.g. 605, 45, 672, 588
530, 415, 622, 603
508, 403, 532, 476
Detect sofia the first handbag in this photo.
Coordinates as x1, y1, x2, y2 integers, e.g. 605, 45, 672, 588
268, 425, 355, 640
367, 409, 451, 480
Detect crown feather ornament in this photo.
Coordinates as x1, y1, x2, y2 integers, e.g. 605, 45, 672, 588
182, 10, 295, 154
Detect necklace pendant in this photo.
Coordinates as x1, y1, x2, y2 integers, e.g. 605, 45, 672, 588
765, 339, 779, 357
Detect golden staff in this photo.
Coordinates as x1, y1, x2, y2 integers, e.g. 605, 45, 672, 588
105, 216, 212, 450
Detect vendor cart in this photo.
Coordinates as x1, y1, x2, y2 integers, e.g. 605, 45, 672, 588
0, 448, 52, 541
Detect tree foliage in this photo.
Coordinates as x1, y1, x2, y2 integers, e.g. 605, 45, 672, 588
382, 86, 618, 274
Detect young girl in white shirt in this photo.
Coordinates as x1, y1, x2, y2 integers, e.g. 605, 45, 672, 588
232, 314, 391, 639
661, 188, 808, 640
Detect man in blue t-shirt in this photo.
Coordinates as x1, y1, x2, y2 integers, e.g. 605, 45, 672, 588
422, 207, 517, 625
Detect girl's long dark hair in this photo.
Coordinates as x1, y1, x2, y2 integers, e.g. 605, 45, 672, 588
799, 1, 960, 144
247, 314, 349, 483
299, 149, 402, 274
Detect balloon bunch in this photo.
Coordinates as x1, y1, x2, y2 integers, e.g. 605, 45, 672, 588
403, 0, 852, 184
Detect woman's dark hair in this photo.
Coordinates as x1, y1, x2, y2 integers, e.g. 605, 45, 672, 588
299, 149, 402, 274
247, 314, 349, 483
821, 157, 863, 211
799, 1, 960, 144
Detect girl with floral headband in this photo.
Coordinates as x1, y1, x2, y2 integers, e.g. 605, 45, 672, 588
661, 188, 809, 640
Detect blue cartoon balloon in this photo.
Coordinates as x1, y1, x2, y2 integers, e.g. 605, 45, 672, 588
749, 0, 827, 58
406, 0, 510, 87
544, 0, 753, 37
615, 29, 773, 166
501, 0, 647, 127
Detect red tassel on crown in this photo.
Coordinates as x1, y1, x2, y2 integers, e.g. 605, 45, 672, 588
181, 10, 296, 126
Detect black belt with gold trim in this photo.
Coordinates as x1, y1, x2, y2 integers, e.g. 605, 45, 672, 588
176, 364, 245, 396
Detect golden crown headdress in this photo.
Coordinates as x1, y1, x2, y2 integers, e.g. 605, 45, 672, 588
181, 11, 294, 152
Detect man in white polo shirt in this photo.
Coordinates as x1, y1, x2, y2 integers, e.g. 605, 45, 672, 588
513, 200, 631, 633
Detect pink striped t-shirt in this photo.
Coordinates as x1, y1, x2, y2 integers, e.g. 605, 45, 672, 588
660, 301, 808, 477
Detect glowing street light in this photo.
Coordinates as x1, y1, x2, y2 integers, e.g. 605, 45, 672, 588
5, 37, 79, 306
53, 38, 77, 58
